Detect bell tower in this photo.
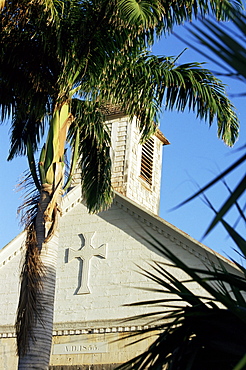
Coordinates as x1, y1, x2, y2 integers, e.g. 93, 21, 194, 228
71, 112, 169, 215
107, 113, 169, 215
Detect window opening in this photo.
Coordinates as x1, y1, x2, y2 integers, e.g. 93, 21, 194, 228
140, 138, 154, 185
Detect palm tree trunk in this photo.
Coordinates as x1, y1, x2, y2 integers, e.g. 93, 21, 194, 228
18, 188, 60, 369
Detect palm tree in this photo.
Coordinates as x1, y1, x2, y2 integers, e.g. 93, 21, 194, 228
0, 0, 243, 368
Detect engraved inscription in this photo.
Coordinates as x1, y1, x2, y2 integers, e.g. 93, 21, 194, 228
66, 232, 107, 294
53, 341, 108, 354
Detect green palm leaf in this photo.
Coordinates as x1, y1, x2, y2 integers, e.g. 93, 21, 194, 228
98, 53, 239, 145
189, 12, 246, 80
172, 148, 246, 234
205, 174, 246, 234
175, 12, 246, 233
117, 0, 243, 33
69, 99, 113, 212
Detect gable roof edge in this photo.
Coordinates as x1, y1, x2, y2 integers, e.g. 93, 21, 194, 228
113, 191, 237, 270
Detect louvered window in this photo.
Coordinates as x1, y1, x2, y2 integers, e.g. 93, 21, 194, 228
140, 138, 154, 185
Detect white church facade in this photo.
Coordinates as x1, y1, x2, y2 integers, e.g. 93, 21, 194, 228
0, 114, 239, 369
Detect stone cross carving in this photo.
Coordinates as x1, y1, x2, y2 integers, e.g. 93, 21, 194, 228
66, 232, 107, 294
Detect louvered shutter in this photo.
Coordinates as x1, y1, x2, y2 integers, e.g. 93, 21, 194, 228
140, 138, 154, 185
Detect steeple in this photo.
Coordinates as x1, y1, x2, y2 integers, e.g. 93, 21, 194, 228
71, 112, 169, 215
107, 113, 169, 215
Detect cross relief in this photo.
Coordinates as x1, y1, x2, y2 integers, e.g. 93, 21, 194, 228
66, 232, 107, 294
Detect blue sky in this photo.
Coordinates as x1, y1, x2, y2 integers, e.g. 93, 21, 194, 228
154, 25, 245, 262
0, 20, 245, 263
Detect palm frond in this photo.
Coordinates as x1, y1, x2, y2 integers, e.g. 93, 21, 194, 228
189, 12, 246, 80
173, 11, 246, 236
16, 169, 40, 228
117, 0, 243, 34
172, 147, 246, 232
96, 53, 239, 145
69, 99, 113, 212
219, 219, 246, 264
117, 228, 246, 369
205, 174, 246, 234
116, 0, 164, 29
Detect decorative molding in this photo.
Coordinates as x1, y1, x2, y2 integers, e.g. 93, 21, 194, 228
0, 331, 16, 338
155, 129, 170, 146
52, 325, 152, 337
0, 323, 154, 338
0, 232, 26, 268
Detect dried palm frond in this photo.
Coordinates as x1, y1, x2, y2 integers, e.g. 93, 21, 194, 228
16, 168, 40, 228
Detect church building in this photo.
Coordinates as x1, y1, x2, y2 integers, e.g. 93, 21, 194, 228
0, 113, 238, 369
